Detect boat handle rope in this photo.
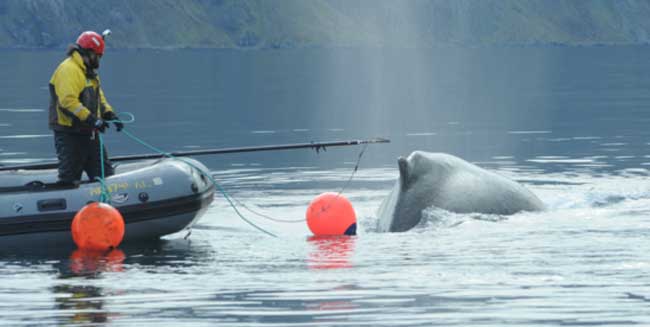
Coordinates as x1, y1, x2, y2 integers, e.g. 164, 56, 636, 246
98, 112, 367, 237
97, 113, 136, 204
99, 114, 278, 237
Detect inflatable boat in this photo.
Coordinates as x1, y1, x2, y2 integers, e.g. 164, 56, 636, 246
0, 158, 214, 248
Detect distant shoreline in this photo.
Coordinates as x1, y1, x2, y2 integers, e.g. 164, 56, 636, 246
1, 42, 649, 52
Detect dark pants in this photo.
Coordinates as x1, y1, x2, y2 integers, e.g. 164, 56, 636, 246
54, 131, 114, 183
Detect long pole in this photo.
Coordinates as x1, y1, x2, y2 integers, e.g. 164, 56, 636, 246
0, 138, 389, 171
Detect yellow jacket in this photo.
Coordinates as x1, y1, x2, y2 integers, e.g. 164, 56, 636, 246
48, 51, 113, 133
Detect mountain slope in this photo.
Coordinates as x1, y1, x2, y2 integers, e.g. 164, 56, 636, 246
1, 0, 649, 49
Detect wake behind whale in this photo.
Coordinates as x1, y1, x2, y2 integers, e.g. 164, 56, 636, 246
377, 151, 545, 232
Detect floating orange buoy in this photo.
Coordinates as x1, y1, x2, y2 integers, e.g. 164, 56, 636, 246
71, 202, 125, 251
306, 192, 357, 236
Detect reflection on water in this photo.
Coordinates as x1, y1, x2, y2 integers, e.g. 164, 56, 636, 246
52, 249, 126, 326
53, 284, 111, 325
67, 249, 126, 276
307, 236, 356, 270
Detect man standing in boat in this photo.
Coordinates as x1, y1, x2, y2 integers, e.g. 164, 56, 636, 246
48, 30, 123, 186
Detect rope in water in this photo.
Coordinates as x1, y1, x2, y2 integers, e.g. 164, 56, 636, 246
99, 113, 367, 236
121, 129, 278, 237
228, 143, 368, 224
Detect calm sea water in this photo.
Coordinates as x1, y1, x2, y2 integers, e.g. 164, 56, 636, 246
1, 46, 650, 326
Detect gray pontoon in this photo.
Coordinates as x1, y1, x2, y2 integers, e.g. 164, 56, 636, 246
0, 158, 214, 248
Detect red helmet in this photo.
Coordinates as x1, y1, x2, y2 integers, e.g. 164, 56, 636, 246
76, 31, 105, 56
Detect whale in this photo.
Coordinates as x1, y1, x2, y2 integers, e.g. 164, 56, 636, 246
377, 151, 545, 232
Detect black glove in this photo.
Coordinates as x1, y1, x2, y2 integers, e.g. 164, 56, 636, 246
102, 111, 124, 132
85, 114, 109, 133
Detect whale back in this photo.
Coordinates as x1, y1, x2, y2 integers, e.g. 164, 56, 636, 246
377, 151, 544, 232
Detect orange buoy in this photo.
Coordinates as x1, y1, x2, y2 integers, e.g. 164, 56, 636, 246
306, 192, 357, 236
71, 202, 125, 251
